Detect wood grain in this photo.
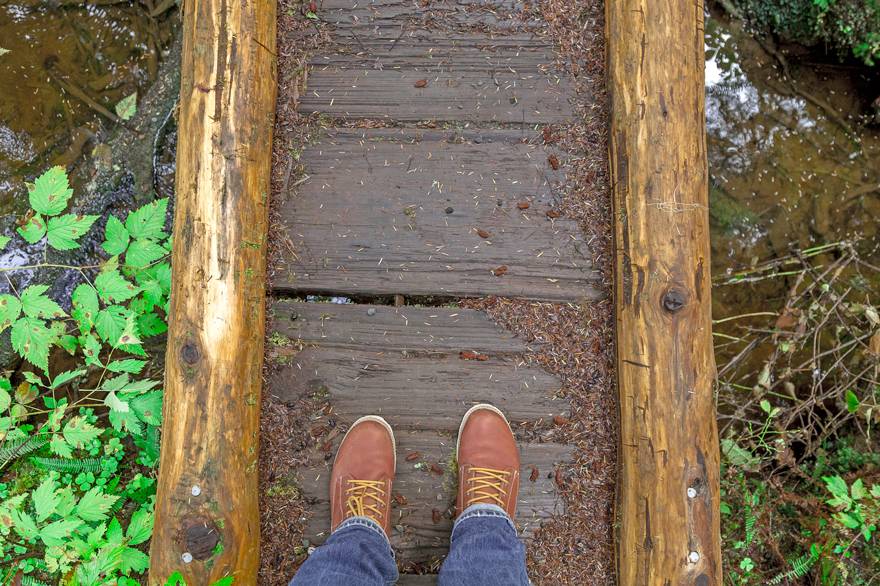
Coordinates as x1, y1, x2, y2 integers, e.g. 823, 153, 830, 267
272, 129, 602, 301
607, 1, 721, 583
148, 0, 276, 582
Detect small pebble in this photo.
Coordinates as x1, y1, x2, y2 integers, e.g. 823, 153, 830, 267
367, 308, 377, 316
445, 206, 454, 214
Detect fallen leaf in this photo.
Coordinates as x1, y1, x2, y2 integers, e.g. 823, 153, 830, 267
393, 493, 408, 505
516, 201, 530, 210
542, 126, 553, 144
459, 350, 489, 361
476, 228, 491, 239
548, 154, 560, 170
414, 79, 428, 88
430, 463, 444, 475
492, 265, 508, 277
546, 210, 561, 219
869, 331, 880, 357
553, 415, 569, 426
529, 466, 539, 482
554, 468, 565, 489
405, 451, 422, 462
775, 311, 798, 330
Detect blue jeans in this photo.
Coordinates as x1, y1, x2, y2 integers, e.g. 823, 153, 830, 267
290, 504, 530, 585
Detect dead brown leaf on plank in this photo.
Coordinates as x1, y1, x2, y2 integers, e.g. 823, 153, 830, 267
405, 451, 422, 462
459, 350, 489, 361
476, 228, 491, 239
414, 79, 428, 88
548, 154, 560, 170
516, 201, 530, 210
492, 265, 508, 277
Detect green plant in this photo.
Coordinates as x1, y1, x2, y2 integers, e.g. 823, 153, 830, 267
0, 167, 170, 584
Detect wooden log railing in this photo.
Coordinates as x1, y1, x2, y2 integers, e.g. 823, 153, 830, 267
148, 0, 276, 583
607, 1, 722, 584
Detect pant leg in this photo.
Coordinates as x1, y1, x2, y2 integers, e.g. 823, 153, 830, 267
290, 517, 399, 586
438, 504, 529, 586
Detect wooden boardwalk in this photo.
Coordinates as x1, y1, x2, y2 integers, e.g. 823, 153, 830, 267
268, 0, 593, 575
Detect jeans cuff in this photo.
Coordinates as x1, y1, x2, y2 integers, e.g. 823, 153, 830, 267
451, 503, 517, 540
335, 516, 395, 556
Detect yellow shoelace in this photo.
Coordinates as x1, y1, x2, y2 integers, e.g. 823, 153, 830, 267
465, 467, 510, 508
345, 479, 387, 522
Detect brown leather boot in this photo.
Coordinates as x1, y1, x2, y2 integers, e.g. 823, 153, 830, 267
330, 415, 396, 536
455, 404, 521, 518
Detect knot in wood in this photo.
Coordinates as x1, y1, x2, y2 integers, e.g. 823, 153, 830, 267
662, 288, 687, 313
181, 342, 201, 365
183, 516, 221, 560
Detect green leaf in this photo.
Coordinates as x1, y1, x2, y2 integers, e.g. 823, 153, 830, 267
212, 578, 234, 586
102, 215, 130, 255
46, 213, 99, 250
95, 270, 140, 303
118, 312, 142, 346
79, 332, 103, 367
125, 505, 153, 545
33, 476, 59, 522
72, 284, 100, 334
125, 238, 167, 269
0, 386, 10, 412
29, 166, 73, 216
851, 478, 867, 500
75, 486, 119, 522
137, 312, 167, 337
62, 416, 102, 448
95, 305, 128, 346
10, 508, 39, 540
131, 391, 162, 426
50, 369, 86, 389
11, 316, 56, 371
39, 518, 82, 547
121, 546, 150, 573
125, 198, 168, 240
106, 359, 147, 374
104, 391, 130, 413
49, 434, 73, 458
59, 334, 78, 354
107, 517, 124, 544
115, 92, 137, 121
0, 234, 10, 250
845, 389, 860, 414
17, 212, 47, 243
0, 294, 22, 333
109, 408, 143, 436
20, 284, 65, 319
164, 571, 187, 586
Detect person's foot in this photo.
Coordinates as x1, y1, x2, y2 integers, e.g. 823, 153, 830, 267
455, 404, 521, 518
330, 415, 396, 536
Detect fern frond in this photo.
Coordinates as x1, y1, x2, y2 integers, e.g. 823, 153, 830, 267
769, 547, 820, 584
21, 577, 53, 586
0, 435, 49, 467
31, 457, 103, 474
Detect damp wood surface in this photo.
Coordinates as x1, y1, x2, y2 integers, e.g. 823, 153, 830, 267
148, 0, 277, 583
607, 1, 722, 584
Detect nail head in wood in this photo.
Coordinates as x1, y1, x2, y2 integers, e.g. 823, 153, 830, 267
688, 551, 700, 563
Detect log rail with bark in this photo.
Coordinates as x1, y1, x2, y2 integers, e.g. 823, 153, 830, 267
148, 0, 276, 583
607, 1, 722, 584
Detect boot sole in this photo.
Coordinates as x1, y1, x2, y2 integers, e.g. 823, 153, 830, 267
338, 415, 397, 473
456, 403, 511, 457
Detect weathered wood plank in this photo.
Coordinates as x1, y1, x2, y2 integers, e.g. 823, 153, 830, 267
607, 0, 721, 584
315, 0, 535, 32
149, 0, 275, 582
300, 35, 572, 122
397, 576, 438, 586
268, 346, 565, 431
297, 430, 570, 561
272, 300, 531, 354
272, 129, 602, 301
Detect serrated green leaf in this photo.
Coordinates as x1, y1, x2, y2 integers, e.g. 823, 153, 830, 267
95, 305, 128, 347
118, 312, 142, 346
46, 213, 99, 250
39, 518, 82, 547
125, 198, 168, 240
105, 391, 130, 413
851, 478, 867, 500
125, 238, 167, 269
29, 166, 73, 216
62, 416, 102, 448
115, 92, 137, 121
10, 508, 39, 540
49, 434, 73, 457
125, 506, 153, 545
75, 486, 119, 522
71, 284, 100, 335
109, 408, 143, 436
50, 369, 85, 389
137, 312, 167, 337
106, 359, 147, 374
33, 476, 59, 522
107, 517, 124, 544
59, 334, 78, 354
121, 546, 150, 573
95, 270, 140, 304
845, 389, 860, 414
0, 235, 10, 250
0, 387, 9, 412
20, 284, 65, 319
212, 578, 234, 586
17, 212, 47, 243
79, 332, 103, 367
10, 316, 56, 371
102, 215, 130, 255
131, 391, 162, 426
0, 294, 22, 333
